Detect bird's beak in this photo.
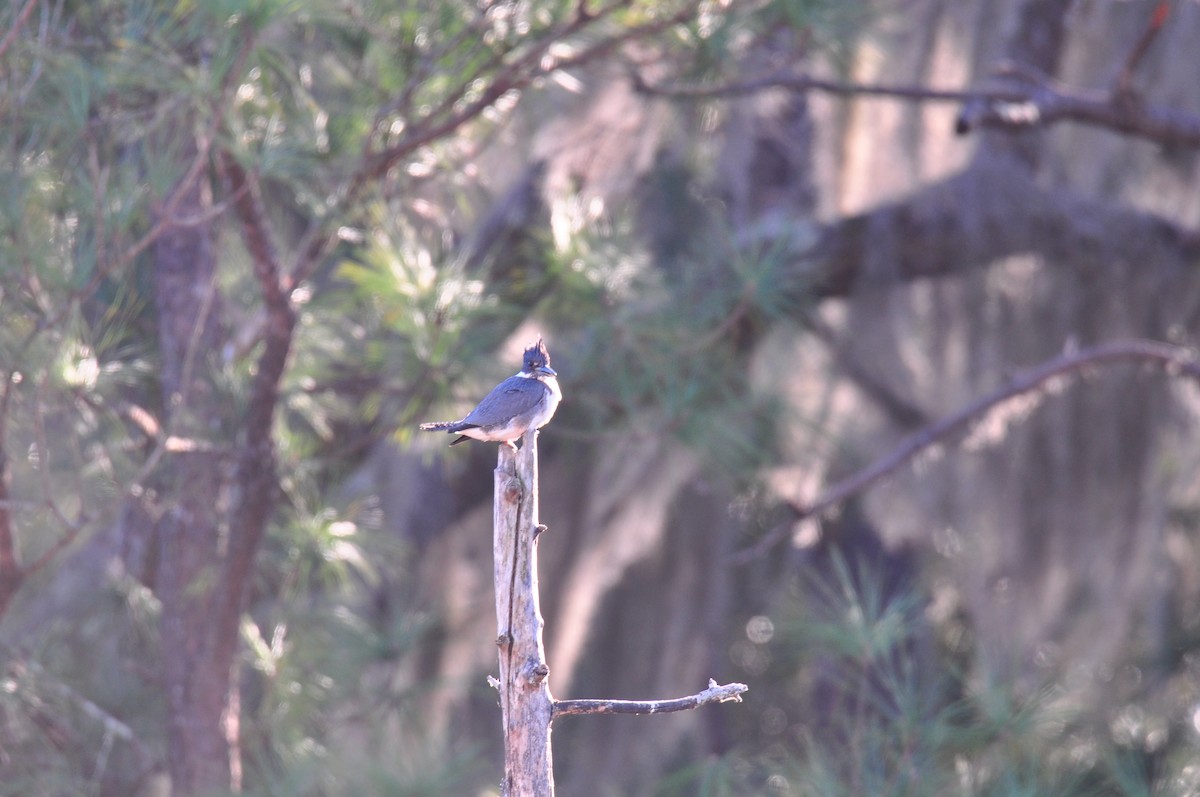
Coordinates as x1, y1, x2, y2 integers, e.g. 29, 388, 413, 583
539, 365, 558, 377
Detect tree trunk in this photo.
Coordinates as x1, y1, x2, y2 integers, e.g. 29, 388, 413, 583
151, 163, 236, 796
493, 432, 555, 796
157, 449, 233, 794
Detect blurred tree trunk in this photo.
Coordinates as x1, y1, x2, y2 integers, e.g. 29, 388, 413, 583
144, 142, 294, 793
150, 156, 238, 795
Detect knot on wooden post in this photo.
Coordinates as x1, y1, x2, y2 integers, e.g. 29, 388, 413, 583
522, 660, 550, 685
496, 631, 514, 648
503, 476, 523, 503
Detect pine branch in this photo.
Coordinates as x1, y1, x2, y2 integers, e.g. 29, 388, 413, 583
289, 2, 700, 285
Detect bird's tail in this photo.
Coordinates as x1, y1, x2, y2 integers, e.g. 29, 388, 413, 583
419, 420, 459, 432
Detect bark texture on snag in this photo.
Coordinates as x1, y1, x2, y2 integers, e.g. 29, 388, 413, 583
553, 678, 748, 719
494, 430, 554, 797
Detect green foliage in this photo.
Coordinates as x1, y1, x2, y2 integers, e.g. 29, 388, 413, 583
536, 207, 801, 476
14, 1, 1194, 796
234, 503, 485, 796
0, 581, 164, 796
657, 548, 1198, 797
0, 0, 581, 790
664, 0, 868, 80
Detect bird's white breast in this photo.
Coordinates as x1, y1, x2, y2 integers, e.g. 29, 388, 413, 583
526, 376, 561, 430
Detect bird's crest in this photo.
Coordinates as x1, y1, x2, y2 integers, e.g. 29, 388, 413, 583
523, 336, 551, 371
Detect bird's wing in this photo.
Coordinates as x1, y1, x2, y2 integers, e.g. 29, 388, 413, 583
462, 377, 547, 426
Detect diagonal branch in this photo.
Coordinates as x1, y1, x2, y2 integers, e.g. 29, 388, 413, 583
358, 0, 683, 186
732, 339, 1200, 565
217, 153, 296, 668
553, 679, 748, 718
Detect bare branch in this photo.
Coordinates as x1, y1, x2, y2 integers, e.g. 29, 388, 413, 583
634, 68, 1022, 105
636, 63, 1200, 149
962, 62, 1200, 147
553, 679, 748, 719
732, 339, 1200, 565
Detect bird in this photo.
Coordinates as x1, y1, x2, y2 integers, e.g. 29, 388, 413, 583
419, 337, 561, 447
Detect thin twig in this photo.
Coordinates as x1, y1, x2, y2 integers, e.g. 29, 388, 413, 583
1114, 1, 1170, 97
634, 68, 1029, 104
553, 678, 748, 718
731, 339, 1200, 565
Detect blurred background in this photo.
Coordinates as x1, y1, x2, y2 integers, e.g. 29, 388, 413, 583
3, 0, 1200, 795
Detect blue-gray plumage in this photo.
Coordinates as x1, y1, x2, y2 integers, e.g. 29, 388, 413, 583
419, 337, 561, 447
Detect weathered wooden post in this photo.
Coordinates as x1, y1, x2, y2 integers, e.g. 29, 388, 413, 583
466, 341, 745, 795
493, 429, 554, 796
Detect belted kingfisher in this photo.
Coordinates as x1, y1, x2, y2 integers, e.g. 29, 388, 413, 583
419, 337, 562, 447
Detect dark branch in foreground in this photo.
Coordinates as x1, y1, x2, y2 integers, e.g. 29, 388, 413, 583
634, 62, 1200, 149
731, 339, 1200, 565
553, 679, 747, 719
797, 160, 1200, 302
